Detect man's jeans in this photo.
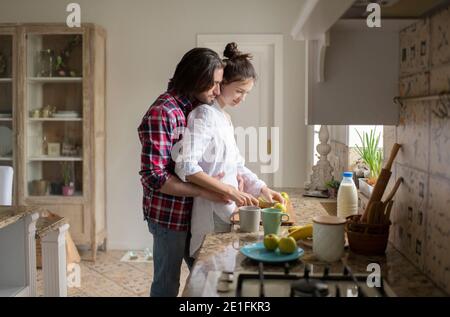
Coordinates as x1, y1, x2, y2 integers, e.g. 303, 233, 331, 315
147, 221, 195, 297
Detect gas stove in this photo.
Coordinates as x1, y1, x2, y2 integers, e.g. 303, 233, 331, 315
205, 262, 396, 297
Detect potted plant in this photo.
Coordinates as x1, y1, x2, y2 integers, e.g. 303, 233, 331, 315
61, 162, 75, 196
325, 178, 341, 198
354, 129, 383, 197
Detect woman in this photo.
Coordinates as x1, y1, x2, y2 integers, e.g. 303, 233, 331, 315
175, 43, 284, 257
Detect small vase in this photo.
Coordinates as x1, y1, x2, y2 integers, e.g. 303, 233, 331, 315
63, 185, 75, 196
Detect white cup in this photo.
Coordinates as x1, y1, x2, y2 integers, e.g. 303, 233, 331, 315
313, 215, 346, 262
230, 206, 261, 233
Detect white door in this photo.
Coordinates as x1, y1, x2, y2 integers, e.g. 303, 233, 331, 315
197, 35, 283, 187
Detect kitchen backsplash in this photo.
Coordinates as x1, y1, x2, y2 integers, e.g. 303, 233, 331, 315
385, 5, 450, 294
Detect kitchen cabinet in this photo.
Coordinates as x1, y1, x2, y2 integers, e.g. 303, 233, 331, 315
0, 207, 39, 297
0, 23, 107, 261
304, 20, 415, 125
290, 1, 416, 125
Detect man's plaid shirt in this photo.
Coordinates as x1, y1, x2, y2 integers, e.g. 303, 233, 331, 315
138, 90, 194, 231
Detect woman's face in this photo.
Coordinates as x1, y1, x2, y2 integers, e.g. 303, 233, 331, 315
220, 78, 254, 107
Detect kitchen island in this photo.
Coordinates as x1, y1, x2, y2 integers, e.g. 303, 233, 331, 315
0, 206, 40, 297
182, 189, 447, 297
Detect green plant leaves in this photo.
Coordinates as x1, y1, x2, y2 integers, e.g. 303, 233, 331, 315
355, 128, 383, 180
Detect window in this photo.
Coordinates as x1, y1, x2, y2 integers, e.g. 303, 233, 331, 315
348, 125, 383, 167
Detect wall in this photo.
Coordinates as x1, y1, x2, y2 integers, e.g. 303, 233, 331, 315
0, 0, 307, 250
385, 6, 450, 294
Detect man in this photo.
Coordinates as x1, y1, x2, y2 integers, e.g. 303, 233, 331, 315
138, 48, 229, 297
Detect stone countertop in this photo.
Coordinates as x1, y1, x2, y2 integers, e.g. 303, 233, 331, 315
0, 206, 43, 230
182, 188, 447, 297
36, 212, 67, 238
0, 206, 66, 237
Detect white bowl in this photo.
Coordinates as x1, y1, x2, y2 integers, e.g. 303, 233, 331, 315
359, 178, 374, 198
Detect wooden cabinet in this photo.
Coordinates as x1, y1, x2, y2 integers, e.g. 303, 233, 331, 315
0, 24, 106, 260
0, 26, 17, 204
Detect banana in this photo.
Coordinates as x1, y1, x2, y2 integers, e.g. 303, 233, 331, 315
287, 224, 313, 241
287, 225, 302, 233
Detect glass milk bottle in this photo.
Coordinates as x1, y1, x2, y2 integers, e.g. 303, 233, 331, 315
337, 172, 358, 219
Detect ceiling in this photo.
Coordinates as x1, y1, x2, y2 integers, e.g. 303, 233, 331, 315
342, 0, 450, 18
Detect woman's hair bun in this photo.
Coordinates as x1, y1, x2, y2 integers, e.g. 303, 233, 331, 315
223, 42, 241, 60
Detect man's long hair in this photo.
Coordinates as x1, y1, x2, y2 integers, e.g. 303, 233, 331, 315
169, 48, 224, 100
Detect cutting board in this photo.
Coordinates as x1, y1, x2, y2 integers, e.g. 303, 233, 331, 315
230, 200, 296, 226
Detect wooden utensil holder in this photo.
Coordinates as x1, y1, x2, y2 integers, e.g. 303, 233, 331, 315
345, 215, 391, 255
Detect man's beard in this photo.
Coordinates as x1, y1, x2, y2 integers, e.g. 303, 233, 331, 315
205, 96, 216, 106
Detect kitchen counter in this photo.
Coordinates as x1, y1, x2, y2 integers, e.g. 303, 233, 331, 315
182, 188, 447, 297
0, 206, 43, 230
0, 206, 40, 296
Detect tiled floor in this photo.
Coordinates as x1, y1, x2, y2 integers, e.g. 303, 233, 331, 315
36, 250, 190, 297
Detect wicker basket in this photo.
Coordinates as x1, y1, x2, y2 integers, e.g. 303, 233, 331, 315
345, 215, 391, 255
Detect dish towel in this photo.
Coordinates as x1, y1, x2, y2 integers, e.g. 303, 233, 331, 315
0, 166, 13, 205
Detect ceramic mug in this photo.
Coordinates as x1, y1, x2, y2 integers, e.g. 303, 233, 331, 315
261, 208, 289, 236
230, 206, 261, 233
313, 215, 346, 262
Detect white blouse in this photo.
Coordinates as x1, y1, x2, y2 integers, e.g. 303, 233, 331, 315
174, 102, 266, 256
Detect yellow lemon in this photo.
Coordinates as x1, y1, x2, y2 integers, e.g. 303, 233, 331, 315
273, 202, 287, 213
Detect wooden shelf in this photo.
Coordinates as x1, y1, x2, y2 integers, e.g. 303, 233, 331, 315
0, 118, 12, 121
27, 77, 83, 83
28, 156, 82, 162
25, 194, 84, 205
0, 157, 13, 161
0, 78, 13, 83
28, 118, 82, 122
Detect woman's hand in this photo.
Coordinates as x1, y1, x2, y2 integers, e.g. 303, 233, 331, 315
225, 184, 259, 207
260, 186, 285, 205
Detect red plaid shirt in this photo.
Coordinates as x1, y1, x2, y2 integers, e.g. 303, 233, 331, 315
138, 90, 194, 231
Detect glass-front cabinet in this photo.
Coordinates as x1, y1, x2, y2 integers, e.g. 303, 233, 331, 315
0, 23, 107, 261
0, 28, 16, 203
24, 32, 84, 198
